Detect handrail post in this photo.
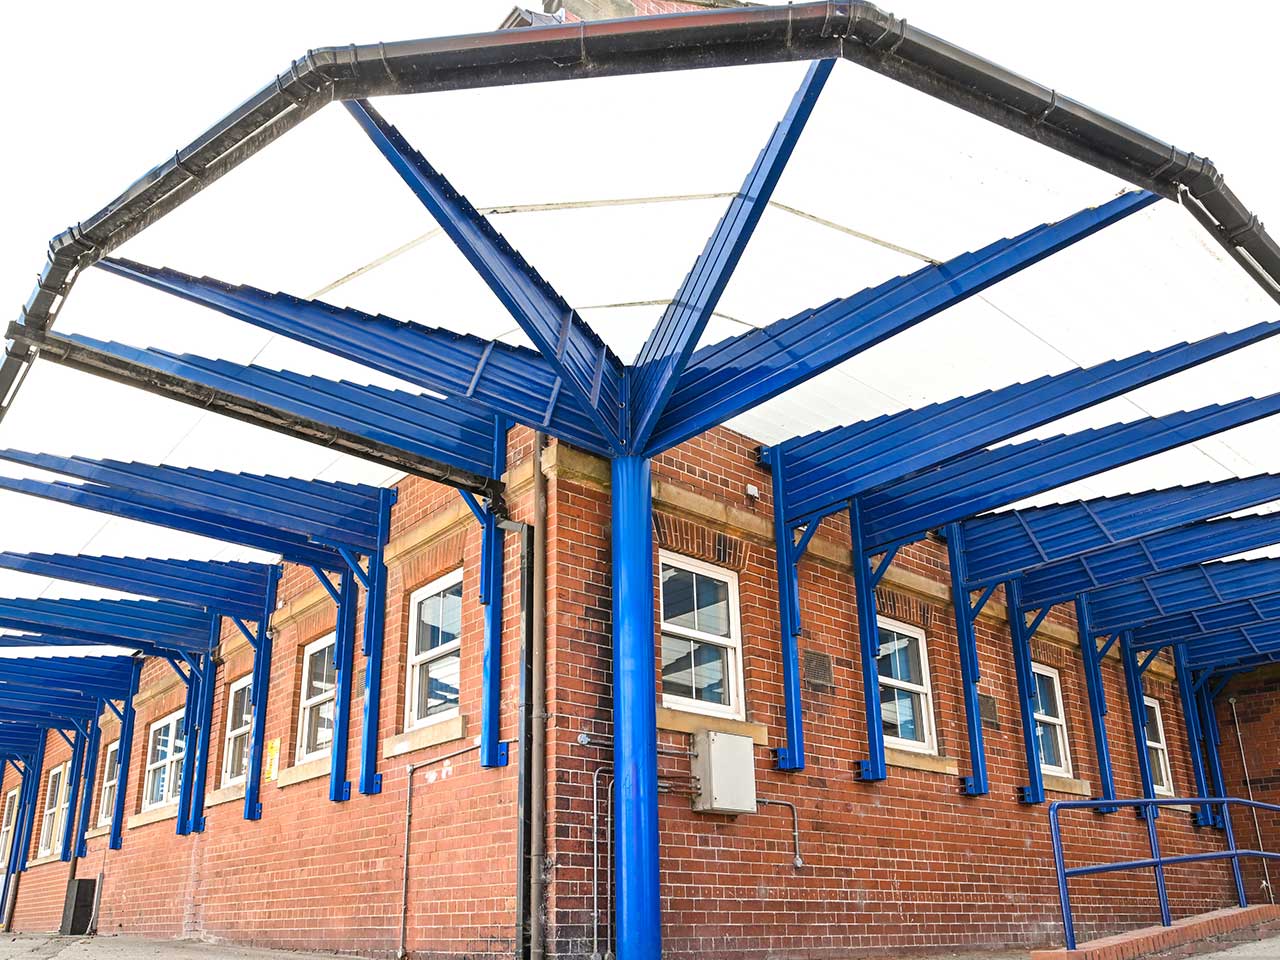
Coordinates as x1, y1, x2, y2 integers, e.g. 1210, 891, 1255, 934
1143, 804, 1172, 927
1049, 803, 1076, 950
1220, 798, 1248, 908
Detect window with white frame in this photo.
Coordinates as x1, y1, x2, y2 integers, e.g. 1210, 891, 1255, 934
1032, 663, 1073, 777
0, 787, 18, 865
97, 740, 119, 827
406, 571, 464, 729
876, 617, 936, 754
36, 763, 69, 857
222, 675, 254, 786
1144, 696, 1174, 796
143, 710, 186, 811
659, 552, 744, 720
297, 634, 337, 763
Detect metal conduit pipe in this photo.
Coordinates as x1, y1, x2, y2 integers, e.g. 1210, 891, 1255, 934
397, 740, 514, 960
757, 798, 805, 869
1228, 696, 1275, 903
592, 766, 615, 960
530, 433, 548, 960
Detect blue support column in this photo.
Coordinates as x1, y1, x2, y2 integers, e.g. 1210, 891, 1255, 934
1075, 597, 1118, 810
244, 566, 280, 820
358, 489, 396, 792
1198, 679, 1228, 828
58, 724, 86, 861
479, 506, 509, 768
188, 642, 219, 832
16, 735, 47, 871
1173, 646, 1213, 826
850, 498, 888, 782
945, 523, 989, 796
769, 449, 805, 771
174, 657, 200, 836
611, 455, 660, 960
109, 659, 143, 850
73, 703, 103, 857
1006, 578, 1046, 804
1120, 632, 1159, 815
330, 568, 357, 803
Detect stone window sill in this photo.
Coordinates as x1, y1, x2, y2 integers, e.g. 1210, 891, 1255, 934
127, 803, 179, 830
276, 755, 331, 789
655, 706, 768, 746
25, 851, 67, 869
84, 825, 110, 840
885, 747, 959, 777
1044, 773, 1094, 797
382, 714, 467, 760
205, 782, 246, 808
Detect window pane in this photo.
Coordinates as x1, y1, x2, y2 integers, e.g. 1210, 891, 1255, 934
147, 766, 167, 807
691, 640, 728, 705
149, 725, 170, 765
1034, 672, 1061, 718
231, 684, 252, 730
877, 629, 922, 685
1037, 720, 1064, 769
415, 650, 461, 720
227, 733, 249, 782
101, 782, 116, 821
1148, 745, 1168, 788
881, 684, 925, 743
174, 720, 187, 758
305, 645, 336, 700
661, 633, 695, 700
306, 700, 335, 755
693, 574, 731, 638
1144, 702, 1160, 740
661, 565, 697, 631
417, 582, 463, 655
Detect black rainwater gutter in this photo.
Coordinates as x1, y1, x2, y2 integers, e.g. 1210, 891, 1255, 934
6, 1, 1277, 421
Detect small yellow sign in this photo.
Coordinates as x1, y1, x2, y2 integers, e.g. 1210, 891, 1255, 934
264, 737, 280, 782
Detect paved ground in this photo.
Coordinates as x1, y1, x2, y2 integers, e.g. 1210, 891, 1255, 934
0, 935, 1274, 959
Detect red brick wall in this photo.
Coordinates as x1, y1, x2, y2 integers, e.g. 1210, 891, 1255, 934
1217, 668, 1280, 903
6, 424, 1248, 955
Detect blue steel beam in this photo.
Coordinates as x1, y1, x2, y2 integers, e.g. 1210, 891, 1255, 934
346, 98, 626, 452
1087, 557, 1280, 636
776, 327, 1280, 523
1131, 592, 1280, 648
959, 474, 1280, 588
39, 334, 501, 484
0, 551, 272, 621
0, 597, 214, 653
1018, 512, 1280, 609
644, 190, 1158, 454
96, 259, 608, 455
0, 450, 381, 552
859, 393, 1280, 550
630, 60, 833, 448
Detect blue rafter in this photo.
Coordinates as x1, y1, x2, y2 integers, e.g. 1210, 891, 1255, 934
644, 190, 1157, 454
630, 59, 833, 448
95, 259, 608, 454
345, 98, 626, 451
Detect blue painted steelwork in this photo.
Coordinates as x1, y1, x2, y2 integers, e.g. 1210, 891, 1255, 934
611, 456, 661, 960
0, 597, 213, 652
1120, 633, 1159, 807
849, 497, 895, 783
1049, 796, 1262, 950
356, 488, 396, 793
96, 259, 607, 455
72, 703, 103, 857
1172, 646, 1214, 826
1133, 592, 1280, 649
1074, 597, 1118, 809
244, 566, 281, 820
346, 98, 627, 452
50, 334, 501, 480
1006, 578, 1046, 805
109, 659, 143, 850
58, 724, 85, 861
646, 191, 1158, 454
945, 523, 991, 796
630, 60, 834, 449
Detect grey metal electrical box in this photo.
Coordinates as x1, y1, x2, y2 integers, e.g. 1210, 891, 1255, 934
691, 729, 757, 814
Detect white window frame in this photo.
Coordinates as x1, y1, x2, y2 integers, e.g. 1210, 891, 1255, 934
296, 634, 338, 765
876, 616, 938, 756
36, 762, 69, 858
0, 787, 19, 865
97, 740, 119, 827
222, 675, 255, 787
658, 551, 745, 721
1144, 696, 1175, 796
1031, 663, 1073, 778
142, 709, 186, 812
406, 569, 465, 731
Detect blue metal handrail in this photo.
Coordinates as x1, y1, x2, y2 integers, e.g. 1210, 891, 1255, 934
1050, 796, 1280, 949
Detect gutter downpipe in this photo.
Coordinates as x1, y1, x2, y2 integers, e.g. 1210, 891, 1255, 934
530, 433, 548, 960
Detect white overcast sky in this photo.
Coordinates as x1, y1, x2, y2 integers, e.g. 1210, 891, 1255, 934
0, 0, 1278, 611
